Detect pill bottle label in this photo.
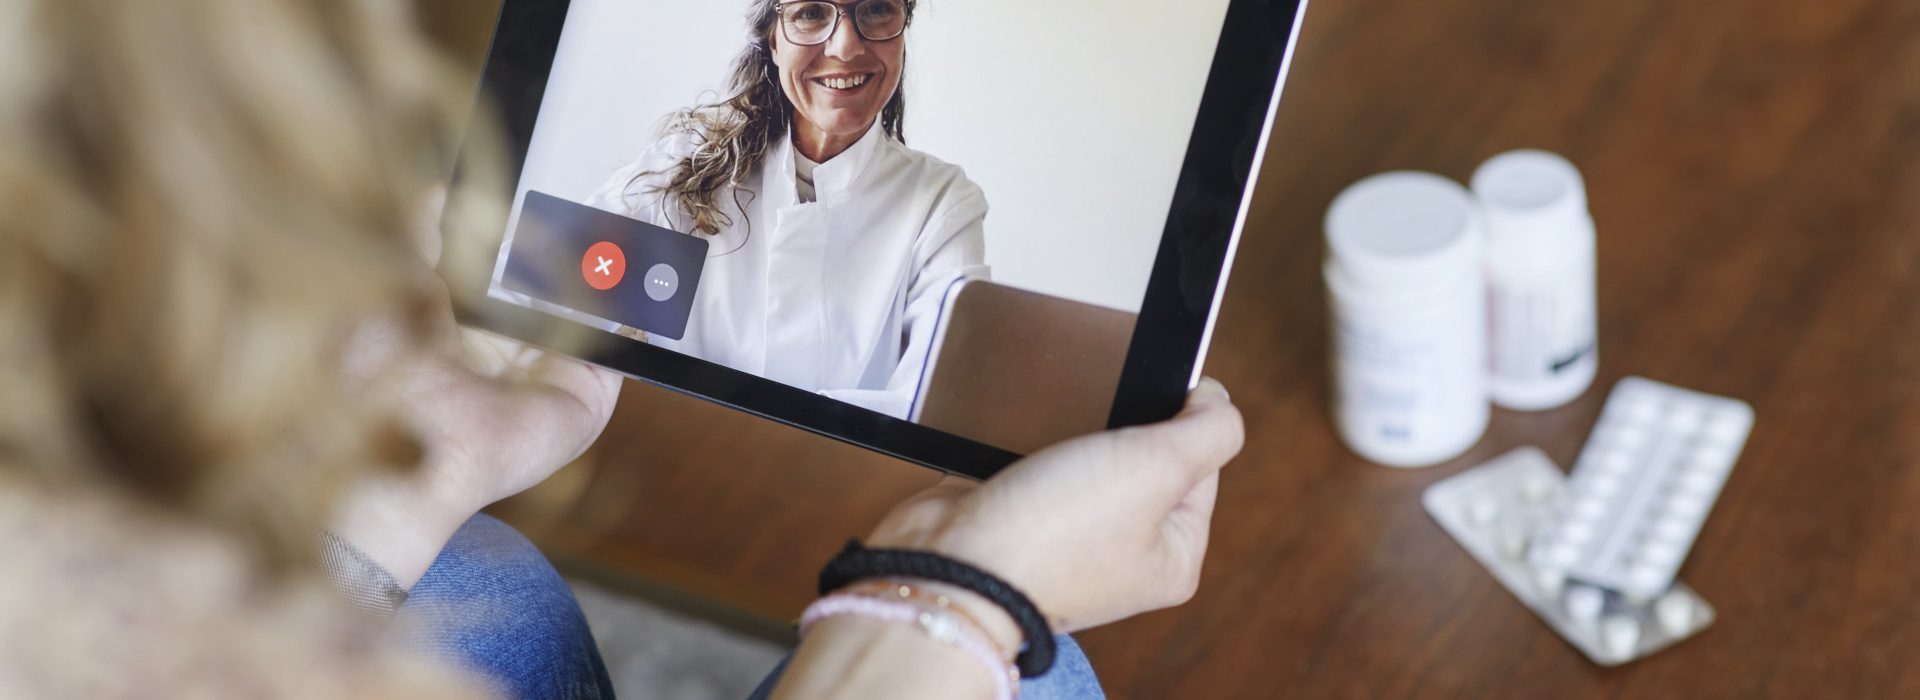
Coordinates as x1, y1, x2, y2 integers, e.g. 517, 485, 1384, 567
1472, 150, 1601, 411
1333, 315, 1431, 446
1489, 261, 1597, 394
1330, 277, 1488, 467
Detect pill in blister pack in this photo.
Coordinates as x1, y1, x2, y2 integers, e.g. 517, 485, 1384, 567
1424, 448, 1717, 665
1528, 377, 1753, 600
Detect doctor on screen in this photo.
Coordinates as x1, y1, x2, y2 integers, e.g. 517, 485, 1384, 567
588, 0, 985, 420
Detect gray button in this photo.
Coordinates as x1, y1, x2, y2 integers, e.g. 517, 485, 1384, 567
643, 263, 680, 302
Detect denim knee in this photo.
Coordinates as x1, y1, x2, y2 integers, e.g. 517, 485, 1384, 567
400, 514, 614, 700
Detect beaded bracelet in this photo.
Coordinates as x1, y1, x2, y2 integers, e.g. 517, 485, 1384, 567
819, 540, 1056, 677
800, 593, 1019, 700
836, 579, 1018, 661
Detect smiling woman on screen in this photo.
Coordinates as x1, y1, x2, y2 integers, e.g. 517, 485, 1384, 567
589, 0, 987, 420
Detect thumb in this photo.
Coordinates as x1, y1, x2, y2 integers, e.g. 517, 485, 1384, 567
1109, 378, 1244, 496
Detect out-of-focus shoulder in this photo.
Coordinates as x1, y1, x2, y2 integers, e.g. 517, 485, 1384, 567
0, 481, 485, 699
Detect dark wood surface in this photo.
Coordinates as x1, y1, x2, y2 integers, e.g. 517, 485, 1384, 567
475, 0, 1920, 696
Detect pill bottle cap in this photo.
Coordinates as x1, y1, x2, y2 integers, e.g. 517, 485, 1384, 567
1325, 171, 1483, 292
1471, 149, 1591, 253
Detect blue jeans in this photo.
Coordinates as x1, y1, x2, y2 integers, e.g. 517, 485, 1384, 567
400, 514, 617, 700
403, 515, 1105, 699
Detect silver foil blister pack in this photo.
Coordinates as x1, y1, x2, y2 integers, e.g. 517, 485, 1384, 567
1528, 377, 1753, 599
1424, 447, 1717, 665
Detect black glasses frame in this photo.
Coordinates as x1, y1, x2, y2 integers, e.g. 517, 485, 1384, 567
774, 0, 907, 46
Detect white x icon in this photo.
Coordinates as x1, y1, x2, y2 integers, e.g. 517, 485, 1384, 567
594, 256, 614, 276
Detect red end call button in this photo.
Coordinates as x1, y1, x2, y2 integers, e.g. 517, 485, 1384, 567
582, 241, 626, 290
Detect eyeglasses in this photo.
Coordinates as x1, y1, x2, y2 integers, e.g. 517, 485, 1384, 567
774, 0, 908, 46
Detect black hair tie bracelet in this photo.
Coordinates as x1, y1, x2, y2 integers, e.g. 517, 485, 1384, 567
818, 539, 1056, 678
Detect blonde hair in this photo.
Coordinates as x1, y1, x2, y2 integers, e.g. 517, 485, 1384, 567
0, 0, 502, 569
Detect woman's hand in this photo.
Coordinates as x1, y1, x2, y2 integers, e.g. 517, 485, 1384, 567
770, 381, 1241, 700
376, 323, 623, 519
867, 379, 1244, 633
328, 192, 623, 589
332, 318, 622, 589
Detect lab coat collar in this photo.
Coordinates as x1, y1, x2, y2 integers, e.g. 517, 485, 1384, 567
768, 131, 801, 207
783, 119, 887, 204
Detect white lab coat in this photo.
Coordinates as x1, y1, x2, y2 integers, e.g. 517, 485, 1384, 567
586, 120, 989, 419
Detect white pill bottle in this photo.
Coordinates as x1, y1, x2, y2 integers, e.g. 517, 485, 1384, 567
1471, 150, 1599, 411
1324, 172, 1489, 467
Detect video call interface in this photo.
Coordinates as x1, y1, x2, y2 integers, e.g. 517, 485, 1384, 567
489, 0, 1233, 433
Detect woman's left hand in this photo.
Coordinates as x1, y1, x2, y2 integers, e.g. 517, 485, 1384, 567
371, 322, 623, 523
328, 191, 623, 589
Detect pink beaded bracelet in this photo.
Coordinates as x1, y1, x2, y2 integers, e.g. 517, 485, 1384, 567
800, 593, 1020, 700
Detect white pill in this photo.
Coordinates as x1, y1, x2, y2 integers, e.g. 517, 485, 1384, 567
1690, 444, 1738, 472
1653, 515, 1695, 541
1574, 496, 1609, 521
1532, 566, 1567, 598
1667, 404, 1705, 434
1545, 542, 1582, 567
1655, 592, 1696, 634
1639, 538, 1686, 566
1617, 394, 1661, 423
1677, 469, 1722, 495
1520, 474, 1556, 503
1607, 425, 1650, 450
1561, 520, 1596, 544
1628, 562, 1671, 592
1468, 497, 1500, 526
1667, 491, 1713, 519
1499, 530, 1529, 560
1602, 615, 1642, 659
1565, 585, 1605, 623
1585, 473, 1622, 497
1611, 550, 1638, 570
1598, 451, 1635, 473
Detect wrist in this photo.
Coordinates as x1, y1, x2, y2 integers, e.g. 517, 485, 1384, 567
775, 614, 994, 700
327, 468, 473, 590
916, 533, 1057, 630
871, 526, 1036, 619
817, 539, 1058, 678
877, 579, 1023, 661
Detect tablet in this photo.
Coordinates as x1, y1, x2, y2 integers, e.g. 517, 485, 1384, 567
448, 0, 1310, 479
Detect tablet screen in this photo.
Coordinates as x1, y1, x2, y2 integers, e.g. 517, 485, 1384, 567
482, 0, 1238, 432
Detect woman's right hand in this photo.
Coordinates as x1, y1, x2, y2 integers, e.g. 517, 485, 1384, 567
866, 378, 1244, 634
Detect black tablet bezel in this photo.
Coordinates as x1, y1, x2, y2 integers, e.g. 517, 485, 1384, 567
449, 0, 1309, 480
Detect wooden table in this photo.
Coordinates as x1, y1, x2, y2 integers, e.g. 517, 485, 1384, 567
485, 0, 1920, 695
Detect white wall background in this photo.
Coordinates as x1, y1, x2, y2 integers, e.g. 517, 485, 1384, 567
516, 0, 1230, 312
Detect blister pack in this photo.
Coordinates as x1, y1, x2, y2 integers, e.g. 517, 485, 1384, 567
1424, 447, 1717, 665
1527, 377, 1753, 600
